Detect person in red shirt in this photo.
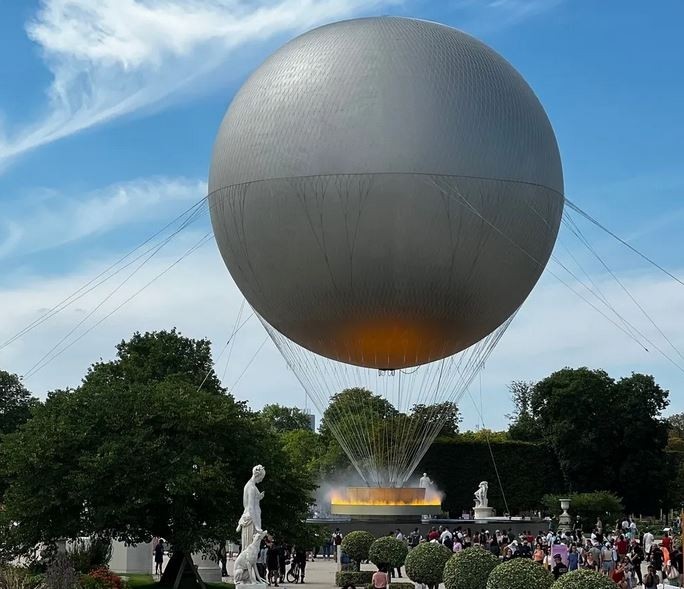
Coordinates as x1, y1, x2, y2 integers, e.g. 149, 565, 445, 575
616, 535, 629, 559
661, 531, 672, 552
427, 527, 440, 541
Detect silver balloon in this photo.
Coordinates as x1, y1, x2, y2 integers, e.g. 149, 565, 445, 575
209, 16, 564, 370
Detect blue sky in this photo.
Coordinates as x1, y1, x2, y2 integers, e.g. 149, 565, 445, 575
0, 0, 683, 430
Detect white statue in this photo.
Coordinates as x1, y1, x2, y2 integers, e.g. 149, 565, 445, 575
237, 465, 266, 555
474, 481, 489, 508
419, 473, 433, 489
234, 530, 268, 585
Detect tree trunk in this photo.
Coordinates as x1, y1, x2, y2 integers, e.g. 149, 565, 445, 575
159, 550, 204, 588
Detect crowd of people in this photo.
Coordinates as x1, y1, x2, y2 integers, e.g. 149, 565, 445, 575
378, 517, 682, 588
255, 535, 308, 585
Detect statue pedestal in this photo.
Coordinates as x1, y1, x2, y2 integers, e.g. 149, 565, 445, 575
473, 507, 495, 520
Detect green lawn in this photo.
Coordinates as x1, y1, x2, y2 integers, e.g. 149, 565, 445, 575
125, 574, 234, 589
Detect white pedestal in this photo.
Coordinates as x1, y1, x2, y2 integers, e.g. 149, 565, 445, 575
473, 507, 495, 520
110, 541, 153, 574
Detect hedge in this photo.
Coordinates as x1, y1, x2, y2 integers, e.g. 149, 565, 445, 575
405, 542, 452, 585
369, 537, 408, 568
486, 559, 554, 589
443, 548, 499, 589
341, 531, 375, 570
541, 492, 623, 529
336, 571, 374, 587
551, 570, 616, 589
420, 438, 563, 514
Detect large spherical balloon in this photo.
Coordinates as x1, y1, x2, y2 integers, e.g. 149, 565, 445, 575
209, 16, 564, 370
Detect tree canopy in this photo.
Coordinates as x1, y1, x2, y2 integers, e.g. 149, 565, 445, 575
0, 370, 38, 436
0, 329, 315, 560
259, 403, 312, 432
519, 367, 670, 512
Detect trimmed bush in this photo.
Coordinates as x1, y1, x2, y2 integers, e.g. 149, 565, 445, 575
336, 571, 374, 587
541, 492, 623, 531
405, 542, 452, 586
444, 548, 499, 589
369, 537, 408, 568
341, 531, 375, 570
486, 559, 554, 589
389, 584, 415, 589
551, 570, 616, 589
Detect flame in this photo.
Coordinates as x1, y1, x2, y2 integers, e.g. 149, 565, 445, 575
329, 487, 442, 507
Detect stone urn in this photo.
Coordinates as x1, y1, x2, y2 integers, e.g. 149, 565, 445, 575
558, 498, 571, 532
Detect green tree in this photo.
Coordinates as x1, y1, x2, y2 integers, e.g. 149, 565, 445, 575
612, 373, 669, 512
0, 370, 38, 435
0, 330, 315, 581
530, 367, 670, 512
82, 328, 224, 395
506, 380, 542, 442
259, 404, 312, 432
411, 401, 461, 437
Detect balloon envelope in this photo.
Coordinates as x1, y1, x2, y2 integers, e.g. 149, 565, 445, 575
209, 17, 564, 369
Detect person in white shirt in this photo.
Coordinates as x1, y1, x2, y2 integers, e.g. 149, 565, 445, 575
643, 530, 654, 558
440, 527, 453, 544
395, 529, 404, 541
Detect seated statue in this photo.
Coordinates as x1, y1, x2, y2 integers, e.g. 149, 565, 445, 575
234, 530, 268, 585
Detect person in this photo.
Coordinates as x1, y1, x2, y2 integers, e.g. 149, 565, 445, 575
395, 529, 404, 542
616, 534, 628, 561
409, 528, 420, 548
628, 539, 643, 586
662, 530, 672, 552
372, 566, 390, 589
651, 543, 664, 577
323, 536, 332, 560
294, 545, 306, 583
332, 529, 343, 562
153, 540, 165, 575
567, 545, 579, 571
600, 542, 614, 575
611, 557, 630, 589
533, 543, 544, 564
644, 564, 659, 588
552, 554, 568, 579
643, 529, 655, 559
488, 537, 499, 557
267, 540, 280, 587
257, 540, 268, 581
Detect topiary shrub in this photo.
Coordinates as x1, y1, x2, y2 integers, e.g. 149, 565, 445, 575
444, 547, 499, 589
550, 570, 616, 589
336, 571, 374, 587
405, 542, 452, 586
369, 537, 409, 569
341, 531, 375, 571
486, 559, 553, 589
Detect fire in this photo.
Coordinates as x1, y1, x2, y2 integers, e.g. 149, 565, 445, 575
330, 486, 442, 506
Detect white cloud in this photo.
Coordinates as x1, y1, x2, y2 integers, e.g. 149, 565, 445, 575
0, 0, 567, 169
0, 176, 206, 258
0, 0, 398, 167
0, 227, 682, 430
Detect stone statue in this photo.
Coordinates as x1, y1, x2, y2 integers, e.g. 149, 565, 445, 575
419, 473, 433, 489
234, 530, 268, 585
474, 481, 489, 508
236, 465, 266, 554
